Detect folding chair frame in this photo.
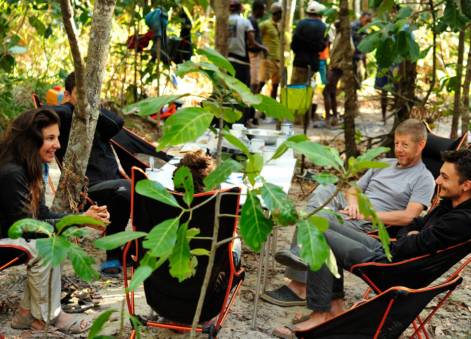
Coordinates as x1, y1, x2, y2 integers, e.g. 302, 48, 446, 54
350, 240, 471, 339
0, 244, 32, 271
295, 274, 463, 339
123, 167, 244, 338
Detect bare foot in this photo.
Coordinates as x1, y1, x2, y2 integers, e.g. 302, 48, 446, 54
330, 298, 346, 317
273, 311, 334, 338
287, 280, 306, 299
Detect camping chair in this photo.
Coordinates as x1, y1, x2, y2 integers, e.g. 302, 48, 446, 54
0, 244, 31, 272
110, 128, 172, 177
123, 167, 244, 338
295, 274, 463, 339
350, 239, 471, 338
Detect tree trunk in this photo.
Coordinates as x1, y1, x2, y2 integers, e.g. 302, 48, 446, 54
339, 0, 358, 159
450, 30, 465, 139
462, 29, 471, 136
211, 0, 229, 55
53, 0, 117, 212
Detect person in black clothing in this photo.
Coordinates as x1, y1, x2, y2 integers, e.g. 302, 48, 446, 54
290, 1, 327, 85
274, 149, 471, 337
0, 109, 108, 333
53, 72, 131, 275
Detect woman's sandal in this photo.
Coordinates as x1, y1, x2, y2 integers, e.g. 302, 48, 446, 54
55, 316, 91, 334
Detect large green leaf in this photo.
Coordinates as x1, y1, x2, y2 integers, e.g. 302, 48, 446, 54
312, 173, 339, 185
169, 223, 196, 282
123, 94, 188, 116
68, 244, 99, 282
175, 60, 201, 77
309, 215, 330, 232
143, 217, 180, 257
246, 153, 264, 186
287, 141, 342, 170
128, 264, 154, 291
158, 107, 213, 148
55, 215, 105, 234
357, 147, 390, 161
376, 37, 397, 69
358, 31, 383, 53
218, 72, 262, 106
260, 182, 298, 226
239, 190, 273, 252
36, 236, 71, 267
203, 101, 242, 123
88, 309, 117, 339
8, 218, 54, 239
253, 95, 294, 120
296, 219, 329, 271
204, 159, 243, 190
197, 47, 235, 76
272, 134, 308, 159
325, 248, 340, 278
173, 166, 194, 206
94, 231, 147, 250
223, 131, 250, 156
350, 160, 389, 174
136, 179, 180, 208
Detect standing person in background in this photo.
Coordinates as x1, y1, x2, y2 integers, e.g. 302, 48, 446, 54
322, 21, 354, 127
259, 2, 283, 100
228, 0, 267, 126
248, 0, 266, 94
351, 12, 372, 88
290, 1, 327, 85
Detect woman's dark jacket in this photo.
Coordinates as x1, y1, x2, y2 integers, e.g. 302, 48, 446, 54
0, 162, 64, 238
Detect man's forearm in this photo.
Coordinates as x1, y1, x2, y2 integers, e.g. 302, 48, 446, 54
377, 210, 415, 226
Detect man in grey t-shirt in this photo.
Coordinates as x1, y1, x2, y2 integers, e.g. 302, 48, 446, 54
262, 119, 435, 307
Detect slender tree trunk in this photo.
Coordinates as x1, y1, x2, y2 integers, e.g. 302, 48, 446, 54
53, 0, 117, 212
339, 0, 358, 159
450, 30, 465, 139
211, 0, 229, 55
422, 0, 437, 106
461, 29, 471, 136
394, 60, 417, 124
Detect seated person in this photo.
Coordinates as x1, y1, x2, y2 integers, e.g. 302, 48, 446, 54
274, 149, 471, 337
0, 109, 109, 334
51, 72, 131, 275
263, 118, 435, 306
173, 150, 241, 265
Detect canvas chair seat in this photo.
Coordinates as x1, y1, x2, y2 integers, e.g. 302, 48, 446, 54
295, 274, 463, 339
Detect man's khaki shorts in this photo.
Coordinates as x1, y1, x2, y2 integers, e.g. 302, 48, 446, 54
260, 58, 281, 84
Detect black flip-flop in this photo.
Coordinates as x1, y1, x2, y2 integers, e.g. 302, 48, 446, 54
260, 285, 306, 307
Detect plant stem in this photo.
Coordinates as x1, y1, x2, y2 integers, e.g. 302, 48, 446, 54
45, 266, 53, 337
216, 235, 240, 247
189, 117, 225, 338
305, 184, 344, 219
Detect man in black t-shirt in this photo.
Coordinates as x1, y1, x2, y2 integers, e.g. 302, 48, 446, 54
291, 1, 327, 85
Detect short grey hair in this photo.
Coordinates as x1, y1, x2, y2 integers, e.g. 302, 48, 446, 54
394, 119, 427, 142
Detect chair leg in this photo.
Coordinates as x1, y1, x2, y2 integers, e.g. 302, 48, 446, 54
374, 299, 395, 339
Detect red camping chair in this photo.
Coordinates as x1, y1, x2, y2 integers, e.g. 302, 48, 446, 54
295, 274, 464, 339
123, 167, 244, 338
0, 244, 32, 338
349, 239, 471, 338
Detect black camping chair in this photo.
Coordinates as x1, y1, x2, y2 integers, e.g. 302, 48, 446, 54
110, 128, 172, 178
422, 128, 468, 179
295, 274, 463, 339
124, 167, 244, 338
349, 239, 471, 339
0, 244, 31, 272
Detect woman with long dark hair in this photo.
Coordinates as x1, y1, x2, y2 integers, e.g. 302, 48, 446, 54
0, 108, 109, 334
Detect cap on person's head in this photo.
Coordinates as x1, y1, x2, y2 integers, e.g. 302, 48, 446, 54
270, 2, 282, 13
306, 1, 326, 14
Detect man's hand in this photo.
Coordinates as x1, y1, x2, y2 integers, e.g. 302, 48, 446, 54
407, 230, 419, 236
84, 205, 110, 230
339, 203, 364, 220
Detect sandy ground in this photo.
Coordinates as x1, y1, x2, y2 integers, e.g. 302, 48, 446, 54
0, 96, 470, 338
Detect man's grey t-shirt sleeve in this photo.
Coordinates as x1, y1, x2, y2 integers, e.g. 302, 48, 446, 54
244, 18, 254, 32
409, 173, 435, 209
357, 168, 375, 191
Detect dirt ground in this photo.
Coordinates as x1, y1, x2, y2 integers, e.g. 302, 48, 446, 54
0, 96, 470, 338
